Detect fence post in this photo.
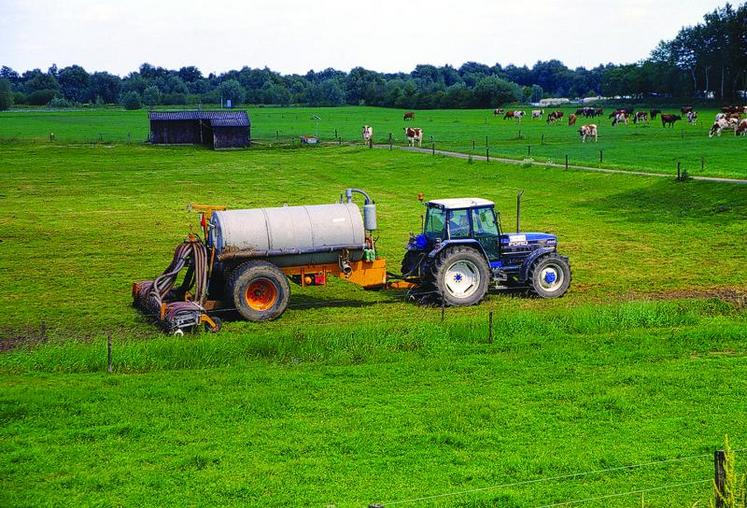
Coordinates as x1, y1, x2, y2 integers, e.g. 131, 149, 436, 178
334, 128, 337, 139
486, 147, 490, 163
541, 133, 544, 145
369, 138, 373, 149
276, 130, 279, 140
107, 333, 113, 373
701, 157, 705, 171
527, 145, 531, 156
488, 311, 494, 343
565, 154, 569, 170
677, 161, 681, 180
714, 449, 726, 508
389, 133, 392, 151
599, 150, 603, 163
472, 139, 475, 151
432, 142, 435, 155
485, 135, 488, 147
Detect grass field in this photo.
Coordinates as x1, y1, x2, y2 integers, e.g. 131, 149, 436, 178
1, 105, 746, 178
1, 110, 747, 506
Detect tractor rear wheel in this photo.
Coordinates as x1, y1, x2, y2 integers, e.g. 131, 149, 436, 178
432, 247, 490, 306
228, 260, 290, 321
527, 254, 571, 298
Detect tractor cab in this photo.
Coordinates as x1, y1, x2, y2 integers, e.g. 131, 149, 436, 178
422, 198, 502, 261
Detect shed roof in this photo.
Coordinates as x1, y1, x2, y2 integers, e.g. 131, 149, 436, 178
148, 111, 250, 127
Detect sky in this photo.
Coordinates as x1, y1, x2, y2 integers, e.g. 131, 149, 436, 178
0, 0, 728, 77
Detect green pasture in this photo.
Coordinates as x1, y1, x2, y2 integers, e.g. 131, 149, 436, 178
1, 137, 746, 505
1, 105, 746, 178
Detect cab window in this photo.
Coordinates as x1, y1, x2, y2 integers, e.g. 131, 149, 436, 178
424, 207, 446, 239
448, 209, 470, 239
471, 207, 499, 236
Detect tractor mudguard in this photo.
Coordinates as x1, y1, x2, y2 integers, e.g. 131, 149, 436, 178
427, 239, 490, 262
518, 248, 564, 282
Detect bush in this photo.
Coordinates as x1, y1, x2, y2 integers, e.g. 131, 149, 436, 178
48, 97, 73, 108
12, 91, 26, 105
0, 79, 12, 110
26, 89, 59, 106
162, 92, 186, 105
142, 86, 160, 107
120, 91, 142, 110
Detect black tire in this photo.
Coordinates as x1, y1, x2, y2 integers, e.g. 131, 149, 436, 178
227, 260, 290, 321
204, 316, 222, 333
432, 246, 490, 306
527, 254, 571, 298
400, 250, 424, 277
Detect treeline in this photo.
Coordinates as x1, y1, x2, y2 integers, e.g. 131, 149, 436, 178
0, 2, 744, 111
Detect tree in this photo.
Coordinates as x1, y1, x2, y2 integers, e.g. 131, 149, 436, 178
58, 65, 89, 102
529, 84, 544, 103
472, 76, 521, 107
88, 72, 121, 103
217, 79, 245, 105
0, 79, 13, 110
120, 91, 142, 110
142, 86, 161, 107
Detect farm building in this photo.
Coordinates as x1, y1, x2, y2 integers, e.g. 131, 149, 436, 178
148, 111, 250, 149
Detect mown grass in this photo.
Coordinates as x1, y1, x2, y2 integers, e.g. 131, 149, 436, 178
1, 105, 746, 178
1, 299, 746, 506
0, 135, 746, 506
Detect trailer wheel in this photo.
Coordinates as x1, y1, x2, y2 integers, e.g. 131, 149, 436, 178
228, 261, 290, 321
433, 246, 490, 306
527, 254, 571, 298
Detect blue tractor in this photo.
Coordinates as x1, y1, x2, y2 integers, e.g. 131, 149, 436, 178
400, 195, 571, 305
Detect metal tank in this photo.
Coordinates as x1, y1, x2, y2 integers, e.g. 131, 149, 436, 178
209, 202, 366, 267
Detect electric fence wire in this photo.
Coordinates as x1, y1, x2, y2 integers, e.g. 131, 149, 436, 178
377, 451, 741, 506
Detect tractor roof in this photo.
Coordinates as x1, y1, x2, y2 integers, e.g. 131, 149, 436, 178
427, 198, 495, 209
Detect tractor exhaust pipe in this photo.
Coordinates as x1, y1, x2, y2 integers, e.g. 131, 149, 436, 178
516, 190, 524, 233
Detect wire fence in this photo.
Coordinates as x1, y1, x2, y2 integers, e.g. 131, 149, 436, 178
369, 449, 747, 507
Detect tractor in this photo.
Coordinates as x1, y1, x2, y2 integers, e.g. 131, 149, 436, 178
400, 195, 571, 305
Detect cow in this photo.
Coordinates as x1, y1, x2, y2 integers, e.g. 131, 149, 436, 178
633, 111, 648, 124
661, 114, 681, 127
611, 112, 629, 126
593, 107, 604, 117
575, 108, 585, 116
493, 108, 504, 116
736, 119, 747, 136
720, 105, 745, 115
404, 127, 423, 146
568, 113, 577, 126
579, 124, 598, 143
403, 111, 415, 121
504, 110, 525, 120
546, 111, 564, 124
361, 125, 374, 143
532, 109, 544, 119
650, 109, 661, 120
681, 106, 694, 114
709, 117, 739, 138
715, 112, 727, 122
686, 111, 698, 125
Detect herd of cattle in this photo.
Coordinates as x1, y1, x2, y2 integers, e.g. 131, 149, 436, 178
360, 106, 747, 146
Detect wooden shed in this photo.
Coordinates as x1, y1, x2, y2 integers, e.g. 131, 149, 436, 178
148, 111, 250, 149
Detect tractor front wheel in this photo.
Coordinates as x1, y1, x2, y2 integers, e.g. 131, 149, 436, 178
228, 260, 291, 321
527, 254, 571, 298
433, 247, 490, 306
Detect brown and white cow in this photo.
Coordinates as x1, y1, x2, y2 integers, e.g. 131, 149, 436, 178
568, 113, 577, 126
403, 111, 415, 121
404, 127, 423, 147
686, 111, 698, 125
493, 108, 505, 116
633, 111, 648, 124
611, 112, 629, 126
661, 114, 681, 127
579, 124, 598, 143
504, 110, 525, 120
532, 109, 544, 119
709, 118, 733, 138
736, 119, 747, 136
546, 111, 564, 124
362, 125, 374, 143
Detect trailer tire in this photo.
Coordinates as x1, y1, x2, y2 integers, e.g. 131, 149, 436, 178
228, 260, 290, 321
527, 254, 571, 298
433, 246, 490, 306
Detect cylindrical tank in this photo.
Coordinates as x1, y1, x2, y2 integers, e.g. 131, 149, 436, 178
363, 203, 377, 231
210, 202, 365, 267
